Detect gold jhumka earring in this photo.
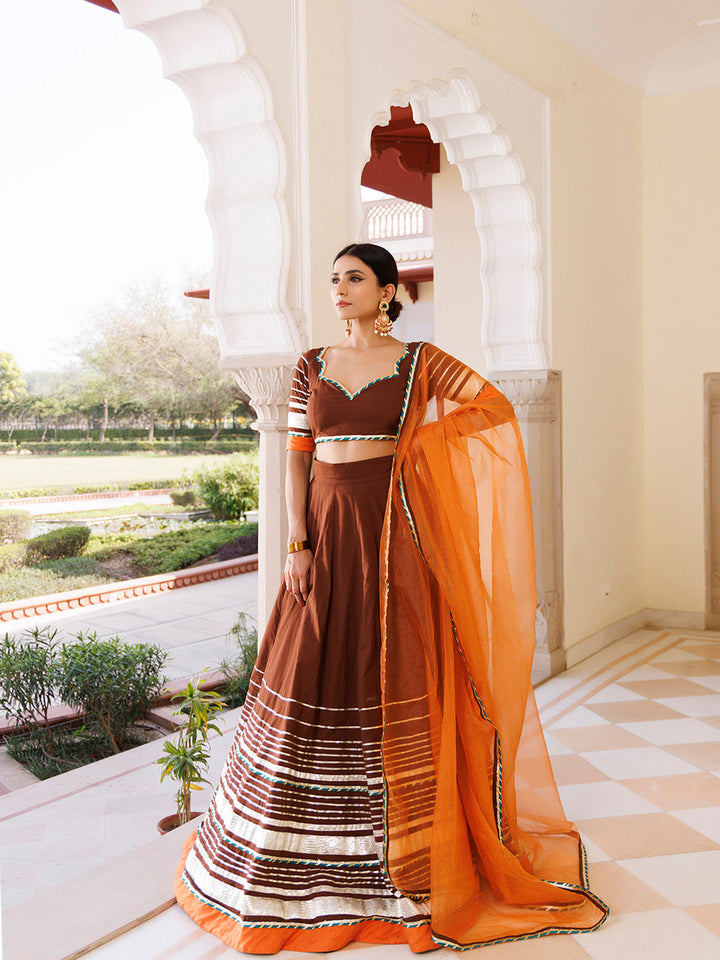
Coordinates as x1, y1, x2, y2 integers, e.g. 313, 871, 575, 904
374, 302, 392, 337
345, 318, 352, 336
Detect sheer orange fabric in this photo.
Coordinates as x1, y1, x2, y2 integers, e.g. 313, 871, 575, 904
379, 344, 608, 949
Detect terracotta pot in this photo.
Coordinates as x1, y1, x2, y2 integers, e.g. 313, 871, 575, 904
157, 810, 202, 835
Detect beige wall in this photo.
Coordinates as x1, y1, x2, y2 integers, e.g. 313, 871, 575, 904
401, 0, 645, 647
642, 90, 720, 613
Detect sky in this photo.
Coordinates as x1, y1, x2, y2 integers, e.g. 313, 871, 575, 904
0, 0, 212, 372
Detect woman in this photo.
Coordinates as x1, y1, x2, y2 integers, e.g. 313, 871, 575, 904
175, 243, 608, 953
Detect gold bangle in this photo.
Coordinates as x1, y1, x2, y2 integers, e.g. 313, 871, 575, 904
287, 539, 311, 554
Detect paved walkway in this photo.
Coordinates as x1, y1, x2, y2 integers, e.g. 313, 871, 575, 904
2, 626, 719, 960
0, 570, 259, 684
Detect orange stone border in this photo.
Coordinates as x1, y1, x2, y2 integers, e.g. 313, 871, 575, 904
0, 488, 173, 509
0, 555, 258, 623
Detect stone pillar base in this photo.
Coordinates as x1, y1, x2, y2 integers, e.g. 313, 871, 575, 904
493, 370, 565, 681
228, 358, 296, 633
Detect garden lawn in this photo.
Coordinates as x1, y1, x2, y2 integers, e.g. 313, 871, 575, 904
0, 454, 237, 492
0, 522, 258, 602
0, 557, 115, 603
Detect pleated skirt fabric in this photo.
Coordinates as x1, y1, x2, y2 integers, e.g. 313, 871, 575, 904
175, 456, 435, 954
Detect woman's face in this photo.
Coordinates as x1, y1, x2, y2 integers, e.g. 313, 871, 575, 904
331, 255, 393, 323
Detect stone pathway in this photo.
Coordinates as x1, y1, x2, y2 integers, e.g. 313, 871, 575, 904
0, 571, 259, 794
2, 627, 719, 960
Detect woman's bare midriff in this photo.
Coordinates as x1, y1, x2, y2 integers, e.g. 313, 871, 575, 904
314, 439, 395, 463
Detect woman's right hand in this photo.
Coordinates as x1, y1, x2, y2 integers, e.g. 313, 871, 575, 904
284, 549, 313, 606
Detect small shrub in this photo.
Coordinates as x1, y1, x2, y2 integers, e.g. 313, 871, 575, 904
191, 454, 259, 521
0, 627, 60, 750
0, 510, 32, 543
216, 531, 258, 561
170, 489, 197, 507
27, 525, 91, 561
156, 672, 226, 825
0, 542, 27, 573
57, 633, 167, 753
219, 612, 258, 708
129, 523, 253, 575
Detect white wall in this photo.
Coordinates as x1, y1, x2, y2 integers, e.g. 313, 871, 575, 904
432, 151, 487, 376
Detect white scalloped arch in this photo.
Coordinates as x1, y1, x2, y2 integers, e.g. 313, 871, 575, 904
116, 0, 303, 359
115, 5, 544, 373
366, 71, 546, 373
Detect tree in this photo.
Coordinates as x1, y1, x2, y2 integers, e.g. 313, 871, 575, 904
74, 276, 239, 440
0, 353, 28, 440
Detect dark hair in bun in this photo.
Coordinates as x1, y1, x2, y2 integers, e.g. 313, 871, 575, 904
334, 243, 403, 322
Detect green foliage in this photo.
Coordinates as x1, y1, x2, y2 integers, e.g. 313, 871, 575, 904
27, 525, 91, 561
5, 722, 158, 780
0, 486, 60, 499
0, 627, 60, 751
219, 613, 258, 708
0, 543, 27, 574
5, 439, 255, 456
0, 510, 32, 543
128, 523, 253, 575
169, 489, 197, 507
57, 633, 167, 753
156, 672, 226, 824
190, 453, 259, 521
0, 353, 27, 406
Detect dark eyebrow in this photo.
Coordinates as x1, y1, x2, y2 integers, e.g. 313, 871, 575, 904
330, 269, 367, 278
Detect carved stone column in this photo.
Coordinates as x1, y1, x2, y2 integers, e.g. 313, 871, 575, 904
705, 374, 720, 629
228, 358, 296, 632
493, 371, 565, 682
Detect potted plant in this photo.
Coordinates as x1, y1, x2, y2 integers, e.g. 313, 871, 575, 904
156, 672, 226, 834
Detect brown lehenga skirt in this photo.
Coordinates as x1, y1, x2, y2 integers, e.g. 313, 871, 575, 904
175, 456, 435, 954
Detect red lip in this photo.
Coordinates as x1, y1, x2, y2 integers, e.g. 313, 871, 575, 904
336, 301, 350, 307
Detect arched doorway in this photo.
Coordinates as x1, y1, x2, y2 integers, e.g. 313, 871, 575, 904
109, 1, 565, 675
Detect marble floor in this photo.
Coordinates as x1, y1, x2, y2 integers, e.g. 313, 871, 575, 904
2, 627, 719, 960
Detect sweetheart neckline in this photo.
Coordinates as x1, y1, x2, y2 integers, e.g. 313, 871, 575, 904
316, 343, 410, 399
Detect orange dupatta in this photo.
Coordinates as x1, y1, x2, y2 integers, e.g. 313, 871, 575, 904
379, 344, 608, 949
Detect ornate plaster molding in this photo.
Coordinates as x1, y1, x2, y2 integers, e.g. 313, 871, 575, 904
367, 70, 548, 373
117, 0, 304, 358
493, 370, 560, 421
228, 356, 296, 428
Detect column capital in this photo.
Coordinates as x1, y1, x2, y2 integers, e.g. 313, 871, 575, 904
225, 355, 297, 430
492, 369, 560, 421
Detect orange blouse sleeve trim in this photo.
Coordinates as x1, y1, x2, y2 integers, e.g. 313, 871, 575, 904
286, 435, 315, 452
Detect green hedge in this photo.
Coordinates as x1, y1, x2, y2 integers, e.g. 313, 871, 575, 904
0, 438, 257, 456
128, 523, 255, 575
169, 489, 197, 507
27, 526, 91, 561
6, 427, 253, 443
